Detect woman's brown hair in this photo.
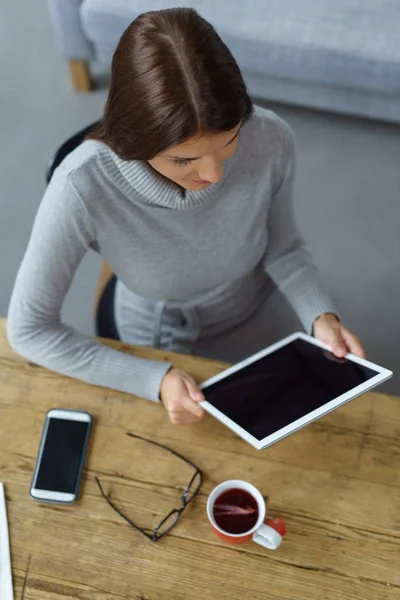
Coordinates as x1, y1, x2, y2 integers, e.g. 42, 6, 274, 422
89, 7, 253, 160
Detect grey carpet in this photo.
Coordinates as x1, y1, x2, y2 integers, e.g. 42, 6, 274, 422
1, 0, 399, 394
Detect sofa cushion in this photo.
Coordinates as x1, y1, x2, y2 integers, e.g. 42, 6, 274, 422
81, 0, 400, 94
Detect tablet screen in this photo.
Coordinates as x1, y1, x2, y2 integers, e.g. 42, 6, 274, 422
203, 339, 378, 441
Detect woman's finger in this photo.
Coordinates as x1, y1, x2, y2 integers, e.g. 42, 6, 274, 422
168, 402, 205, 423
183, 374, 205, 402
168, 410, 204, 425
340, 326, 366, 358
177, 378, 206, 418
320, 322, 347, 357
180, 391, 206, 419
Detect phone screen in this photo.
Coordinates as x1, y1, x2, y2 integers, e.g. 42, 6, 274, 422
35, 418, 90, 493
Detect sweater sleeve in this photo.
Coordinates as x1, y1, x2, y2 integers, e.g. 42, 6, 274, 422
7, 169, 171, 402
262, 121, 338, 333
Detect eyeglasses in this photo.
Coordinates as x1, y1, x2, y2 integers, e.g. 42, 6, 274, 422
95, 432, 203, 542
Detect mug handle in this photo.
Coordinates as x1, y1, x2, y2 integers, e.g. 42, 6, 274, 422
252, 524, 282, 550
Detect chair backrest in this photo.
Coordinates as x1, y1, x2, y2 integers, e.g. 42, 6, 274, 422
46, 121, 100, 184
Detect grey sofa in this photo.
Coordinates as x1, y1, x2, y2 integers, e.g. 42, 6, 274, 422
47, 0, 400, 122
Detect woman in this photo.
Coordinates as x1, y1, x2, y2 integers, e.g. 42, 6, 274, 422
8, 8, 364, 425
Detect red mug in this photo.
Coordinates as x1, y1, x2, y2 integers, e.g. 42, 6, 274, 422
206, 480, 285, 550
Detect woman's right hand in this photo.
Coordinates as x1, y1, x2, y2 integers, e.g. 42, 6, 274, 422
160, 368, 206, 425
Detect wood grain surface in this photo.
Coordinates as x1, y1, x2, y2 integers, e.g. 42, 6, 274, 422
0, 318, 399, 600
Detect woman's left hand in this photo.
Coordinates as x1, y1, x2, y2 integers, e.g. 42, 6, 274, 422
313, 313, 365, 359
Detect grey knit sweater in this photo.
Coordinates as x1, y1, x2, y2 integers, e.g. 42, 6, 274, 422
7, 107, 337, 401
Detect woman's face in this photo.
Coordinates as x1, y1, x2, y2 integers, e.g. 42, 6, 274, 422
148, 124, 241, 190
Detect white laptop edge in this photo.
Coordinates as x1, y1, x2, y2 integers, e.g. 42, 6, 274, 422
0, 483, 14, 600
199, 332, 393, 450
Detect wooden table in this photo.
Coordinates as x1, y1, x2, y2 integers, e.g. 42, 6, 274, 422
0, 318, 399, 600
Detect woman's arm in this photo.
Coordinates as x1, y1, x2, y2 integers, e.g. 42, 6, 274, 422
262, 121, 338, 334
7, 169, 171, 401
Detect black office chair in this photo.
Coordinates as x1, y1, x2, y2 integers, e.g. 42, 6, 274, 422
46, 122, 120, 341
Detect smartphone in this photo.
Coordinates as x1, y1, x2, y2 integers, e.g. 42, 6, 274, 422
30, 408, 92, 504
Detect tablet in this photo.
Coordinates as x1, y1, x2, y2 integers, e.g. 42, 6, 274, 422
200, 332, 392, 450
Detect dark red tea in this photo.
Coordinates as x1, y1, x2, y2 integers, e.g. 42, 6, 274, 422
213, 488, 259, 534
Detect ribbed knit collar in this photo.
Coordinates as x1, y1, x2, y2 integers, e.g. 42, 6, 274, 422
98, 145, 234, 210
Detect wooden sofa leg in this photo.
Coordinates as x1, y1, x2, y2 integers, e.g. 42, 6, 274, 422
68, 60, 93, 92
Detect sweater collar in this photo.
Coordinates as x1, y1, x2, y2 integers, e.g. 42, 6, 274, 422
98, 145, 234, 210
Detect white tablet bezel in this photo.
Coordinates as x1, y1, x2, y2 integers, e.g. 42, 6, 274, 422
199, 332, 393, 450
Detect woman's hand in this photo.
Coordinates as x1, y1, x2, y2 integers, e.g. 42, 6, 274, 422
160, 368, 206, 425
313, 313, 365, 359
